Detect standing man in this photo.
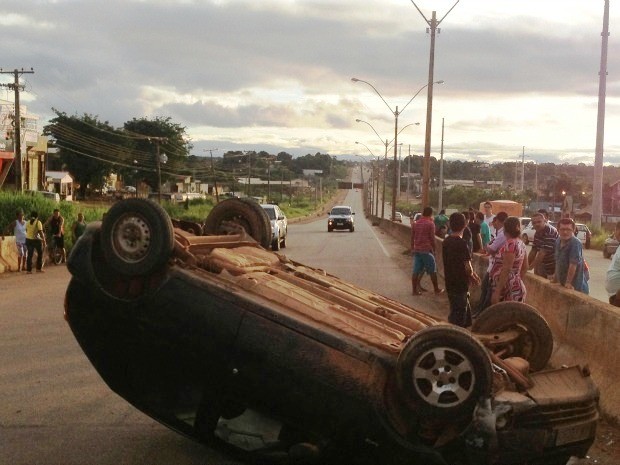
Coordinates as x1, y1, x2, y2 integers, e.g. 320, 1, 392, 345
473, 212, 508, 316
443, 213, 481, 327
411, 206, 444, 295
25, 211, 46, 273
482, 201, 496, 239
551, 218, 588, 294
45, 208, 67, 263
605, 223, 620, 307
475, 211, 491, 249
528, 212, 558, 279
71, 212, 87, 242
2, 210, 27, 271
433, 209, 449, 238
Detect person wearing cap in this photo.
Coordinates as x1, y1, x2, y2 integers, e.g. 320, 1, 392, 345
473, 211, 508, 316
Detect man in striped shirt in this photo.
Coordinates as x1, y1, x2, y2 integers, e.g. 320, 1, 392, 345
528, 211, 558, 279
411, 206, 444, 295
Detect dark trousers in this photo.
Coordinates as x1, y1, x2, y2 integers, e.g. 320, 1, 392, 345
26, 238, 43, 272
474, 272, 491, 316
447, 291, 472, 328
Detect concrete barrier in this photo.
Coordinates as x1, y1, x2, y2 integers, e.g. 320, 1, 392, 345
375, 214, 620, 421
0, 236, 19, 273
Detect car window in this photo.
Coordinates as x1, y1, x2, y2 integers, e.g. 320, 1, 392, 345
261, 207, 276, 220
331, 208, 351, 215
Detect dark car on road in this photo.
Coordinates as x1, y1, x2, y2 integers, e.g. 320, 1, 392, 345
328, 205, 355, 232
65, 198, 599, 465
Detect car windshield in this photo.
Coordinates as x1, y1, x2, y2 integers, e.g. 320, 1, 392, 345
331, 208, 351, 215
262, 207, 276, 220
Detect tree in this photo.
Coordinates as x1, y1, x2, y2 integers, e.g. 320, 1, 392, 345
43, 109, 128, 197
122, 117, 192, 190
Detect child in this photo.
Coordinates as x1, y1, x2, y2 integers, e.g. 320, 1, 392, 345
442, 212, 481, 327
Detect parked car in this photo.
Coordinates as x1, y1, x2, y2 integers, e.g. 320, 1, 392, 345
519, 216, 531, 229
260, 203, 287, 251
327, 205, 355, 232
64, 199, 599, 465
576, 223, 591, 249
604, 234, 619, 259
394, 211, 403, 223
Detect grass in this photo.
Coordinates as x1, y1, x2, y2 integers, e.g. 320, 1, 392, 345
1, 191, 339, 252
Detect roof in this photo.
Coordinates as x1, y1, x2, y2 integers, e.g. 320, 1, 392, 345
45, 171, 73, 183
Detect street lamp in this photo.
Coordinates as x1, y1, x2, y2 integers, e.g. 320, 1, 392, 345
355, 118, 421, 219
352, 78, 442, 220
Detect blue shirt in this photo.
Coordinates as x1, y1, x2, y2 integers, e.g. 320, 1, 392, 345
555, 235, 589, 294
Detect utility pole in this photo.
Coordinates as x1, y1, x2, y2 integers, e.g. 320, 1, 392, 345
521, 146, 525, 192
131, 135, 167, 203
592, 0, 610, 228
410, 1, 459, 208
0, 68, 34, 191
204, 148, 219, 202
438, 118, 445, 211
406, 145, 411, 202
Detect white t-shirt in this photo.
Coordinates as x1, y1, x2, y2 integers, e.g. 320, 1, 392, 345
606, 246, 620, 296
484, 214, 496, 239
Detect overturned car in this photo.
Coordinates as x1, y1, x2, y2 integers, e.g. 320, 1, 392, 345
65, 198, 599, 465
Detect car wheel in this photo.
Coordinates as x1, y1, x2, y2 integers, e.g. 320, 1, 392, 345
585, 237, 591, 249
396, 325, 492, 419
604, 249, 611, 259
328, 227, 333, 232
350, 225, 355, 232
100, 198, 174, 276
204, 198, 272, 249
281, 231, 287, 248
521, 234, 529, 245
471, 301, 553, 372
272, 237, 281, 251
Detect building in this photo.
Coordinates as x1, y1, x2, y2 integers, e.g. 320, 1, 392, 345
0, 100, 47, 191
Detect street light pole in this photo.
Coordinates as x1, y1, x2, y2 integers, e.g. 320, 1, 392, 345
438, 117, 445, 211
352, 77, 440, 218
409, 0, 459, 208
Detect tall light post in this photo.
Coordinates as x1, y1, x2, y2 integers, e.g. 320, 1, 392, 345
409, 0, 459, 208
352, 77, 440, 220
356, 119, 421, 219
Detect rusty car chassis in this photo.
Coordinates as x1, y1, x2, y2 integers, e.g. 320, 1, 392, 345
64, 199, 599, 465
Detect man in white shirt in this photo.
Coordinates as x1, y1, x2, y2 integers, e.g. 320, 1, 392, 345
473, 211, 507, 316
606, 223, 620, 307
482, 201, 496, 239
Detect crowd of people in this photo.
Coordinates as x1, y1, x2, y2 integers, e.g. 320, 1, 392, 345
2, 209, 87, 274
410, 202, 592, 328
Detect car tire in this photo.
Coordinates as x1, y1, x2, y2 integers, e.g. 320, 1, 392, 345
328, 227, 333, 232
272, 237, 281, 251
350, 225, 355, 232
100, 198, 174, 276
604, 249, 611, 259
204, 198, 272, 249
585, 237, 591, 249
396, 325, 492, 419
471, 301, 553, 372
281, 231, 287, 249
521, 234, 529, 245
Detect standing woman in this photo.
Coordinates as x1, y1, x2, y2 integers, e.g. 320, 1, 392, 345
489, 216, 528, 304
25, 211, 46, 273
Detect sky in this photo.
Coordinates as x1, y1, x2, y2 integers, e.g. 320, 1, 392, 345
1, 0, 619, 167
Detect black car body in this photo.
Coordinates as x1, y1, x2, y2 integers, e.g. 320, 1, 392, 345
64, 199, 598, 465
328, 205, 355, 232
